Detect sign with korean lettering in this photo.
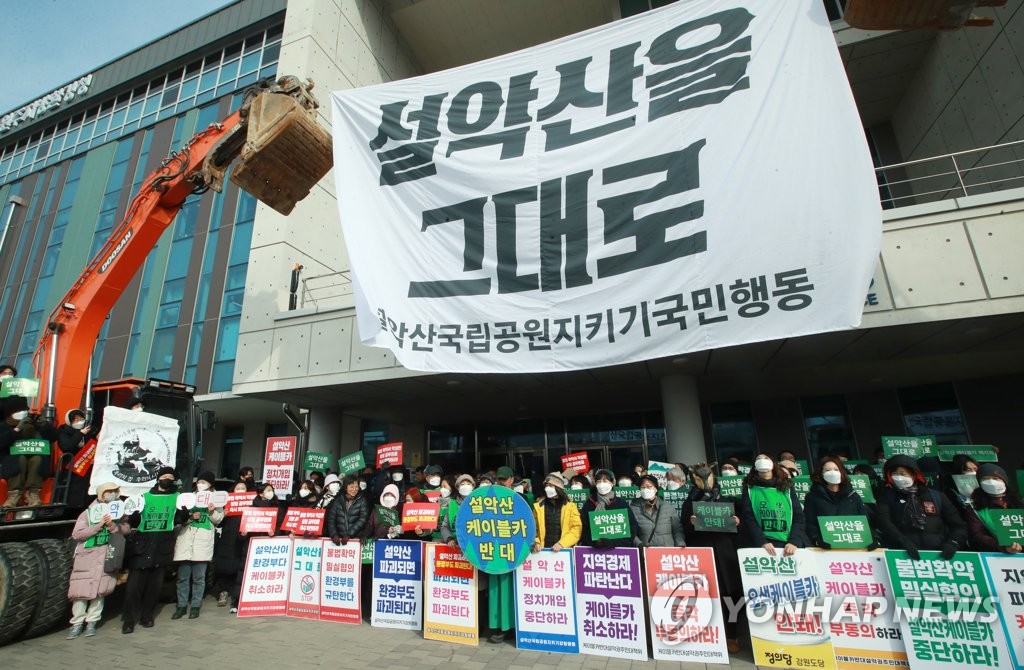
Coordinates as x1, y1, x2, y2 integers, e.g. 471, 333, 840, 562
952, 474, 978, 499
303, 451, 331, 471
138, 493, 177, 532
225, 491, 255, 516
0, 377, 39, 397
974, 509, 1024, 548
646, 460, 674, 488
848, 475, 876, 503
560, 452, 590, 474
287, 538, 322, 619
881, 436, 936, 460
693, 501, 736, 533
738, 548, 837, 670
281, 508, 326, 536
456, 485, 536, 574
885, 550, 1009, 670
817, 551, 907, 670
338, 451, 365, 475
718, 476, 743, 500
515, 549, 579, 654
90, 406, 178, 497
981, 554, 1024, 669
71, 438, 97, 476
936, 445, 998, 463
238, 537, 291, 617
589, 509, 631, 540
818, 516, 872, 549
371, 539, 423, 630
375, 442, 403, 468
240, 507, 279, 535
361, 539, 374, 564
566, 489, 589, 511
320, 539, 361, 624
644, 547, 728, 663
10, 438, 49, 455
792, 476, 812, 503
424, 544, 479, 646
401, 502, 440, 531
614, 486, 641, 500
263, 436, 296, 499
329, 0, 880, 374
573, 547, 646, 660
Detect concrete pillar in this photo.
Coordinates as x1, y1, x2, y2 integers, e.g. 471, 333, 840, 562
660, 375, 707, 464
307, 408, 344, 468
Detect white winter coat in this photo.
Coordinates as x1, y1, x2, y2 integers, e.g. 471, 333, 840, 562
173, 507, 225, 562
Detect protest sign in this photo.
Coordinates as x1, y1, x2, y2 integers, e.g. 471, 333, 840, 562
588, 509, 631, 540
692, 501, 736, 533
176, 492, 197, 509
303, 451, 331, 471
423, 489, 442, 503
566, 489, 589, 511
401, 502, 440, 531
87, 501, 125, 524
263, 436, 296, 499
238, 537, 291, 617
320, 539, 361, 624
515, 549, 579, 654
371, 540, 423, 630
71, 438, 97, 476
885, 550, 1009, 670
225, 491, 255, 516
952, 474, 979, 499
240, 507, 279, 535
848, 475, 875, 503
981, 554, 1024, 669
794, 460, 810, 476
818, 516, 872, 549
361, 539, 374, 565
660, 489, 688, 514
936, 445, 998, 462
138, 493, 177, 532
122, 494, 144, 517
287, 539, 322, 619
646, 461, 674, 488
644, 547, 728, 664
718, 476, 743, 500
574, 547, 646, 660
792, 476, 812, 503
973, 509, 1024, 547
338, 451, 365, 475
613, 486, 640, 500
817, 551, 906, 670
456, 485, 535, 574
739, 548, 837, 670
376, 442, 403, 468
90, 406, 178, 496
881, 436, 936, 460
0, 377, 38, 397
560, 452, 590, 474
281, 508, 326, 536
424, 544, 478, 646
210, 490, 228, 507
11, 439, 49, 455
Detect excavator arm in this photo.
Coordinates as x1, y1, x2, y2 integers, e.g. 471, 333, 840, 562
30, 75, 333, 432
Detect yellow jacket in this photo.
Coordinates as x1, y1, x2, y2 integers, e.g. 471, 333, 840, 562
532, 498, 582, 548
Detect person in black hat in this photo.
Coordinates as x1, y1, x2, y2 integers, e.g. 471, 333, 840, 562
1, 394, 59, 507
422, 464, 444, 494
875, 455, 965, 560
57, 409, 97, 507
965, 463, 1023, 553
580, 468, 634, 548
0, 364, 17, 378
171, 471, 224, 620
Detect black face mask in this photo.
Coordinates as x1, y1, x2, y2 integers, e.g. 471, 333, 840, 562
157, 479, 177, 492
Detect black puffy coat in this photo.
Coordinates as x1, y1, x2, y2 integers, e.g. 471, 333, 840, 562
876, 486, 966, 551
0, 416, 59, 477
325, 493, 369, 539
682, 485, 742, 600
803, 482, 872, 545
580, 495, 633, 548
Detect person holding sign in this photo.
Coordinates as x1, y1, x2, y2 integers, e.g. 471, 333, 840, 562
738, 453, 807, 556
57, 408, 97, 508
875, 455, 965, 560
1, 394, 59, 507
440, 474, 476, 547
580, 469, 633, 548
803, 457, 874, 549
318, 473, 342, 510
66, 482, 130, 639
965, 463, 1023, 554
213, 481, 250, 610
531, 473, 582, 553
944, 454, 980, 512
326, 474, 369, 546
288, 479, 320, 508
171, 471, 224, 620
629, 474, 684, 548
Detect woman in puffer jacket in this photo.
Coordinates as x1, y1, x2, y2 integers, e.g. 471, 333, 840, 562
326, 474, 369, 545
171, 471, 224, 620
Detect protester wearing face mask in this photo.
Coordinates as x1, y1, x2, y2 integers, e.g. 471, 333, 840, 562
290, 479, 319, 508
318, 473, 342, 510
172, 471, 224, 620
422, 465, 444, 493
215, 481, 250, 611
375, 483, 404, 539
965, 463, 1022, 554
737, 453, 808, 557
441, 474, 477, 548
720, 464, 739, 478
876, 455, 965, 560
581, 469, 634, 548
568, 474, 590, 491
803, 457, 874, 549
0, 364, 15, 379
57, 409, 97, 508
944, 454, 980, 511
617, 474, 637, 489
531, 473, 582, 554
309, 471, 325, 495
1, 394, 59, 507
66, 482, 130, 639
664, 467, 687, 492
327, 475, 369, 545
122, 467, 188, 634
250, 483, 285, 536
628, 474, 684, 548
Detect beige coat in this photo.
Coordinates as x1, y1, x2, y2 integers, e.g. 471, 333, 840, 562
173, 507, 225, 562
68, 506, 129, 601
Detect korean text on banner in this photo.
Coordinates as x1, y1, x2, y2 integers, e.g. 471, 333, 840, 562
401, 502, 440, 531
90, 406, 179, 496
238, 537, 292, 617
371, 540, 423, 630
376, 442, 403, 468
287, 539, 322, 620
240, 507, 279, 535
738, 548, 838, 670
303, 451, 331, 472
982, 554, 1024, 670
456, 485, 535, 574
644, 547, 728, 664
817, 551, 907, 670
0, 377, 39, 397
225, 491, 255, 516
560, 452, 590, 474
424, 544, 479, 646
574, 547, 647, 660
692, 501, 737, 533
329, 0, 881, 374
263, 436, 296, 499
818, 516, 873, 549
588, 509, 631, 540
320, 539, 361, 624
338, 451, 365, 475
281, 508, 326, 536
881, 436, 936, 460
885, 550, 1009, 670
11, 439, 49, 455
515, 549, 579, 654
71, 439, 97, 477
646, 461, 674, 488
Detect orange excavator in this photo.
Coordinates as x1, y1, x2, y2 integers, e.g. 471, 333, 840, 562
842, 0, 1006, 30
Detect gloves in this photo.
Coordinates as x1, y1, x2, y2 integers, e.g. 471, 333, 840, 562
902, 539, 920, 561
15, 419, 34, 434
940, 541, 958, 561
331, 535, 342, 546
865, 542, 879, 552
340, 535, 350, 545
815, 539, 832, 550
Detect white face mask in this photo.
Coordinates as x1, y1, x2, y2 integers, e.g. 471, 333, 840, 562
427, 476, 441, 487
721, 469, 737, 477
544, 486, 557, 498
299, 488, 310, 498
392, 472, 404, 482
328, 482, 341, 494
570, 483, 583, 490
640, 488, 657, 500
72, 420, 86, 430
823, 470, 843, 485
439, 487, 451, 498
754, 458, 773, 473
980, 479, 1006, 496
102, 492, 118, 503
358, 481, 367, 490
513, 485, 524, 494
595, 482, 613, 495
458, 484, 473, 497
11, 410, 28, 421
262, 490, 275, 500
617, 479, 632, 488
666, 480, 682, 491
234, 488, 248, 494
891, 475, 914, 490
382, 495, 397, 508
196, 482, 211, 492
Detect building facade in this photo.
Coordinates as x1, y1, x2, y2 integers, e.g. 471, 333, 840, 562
2, 0, 1023, 483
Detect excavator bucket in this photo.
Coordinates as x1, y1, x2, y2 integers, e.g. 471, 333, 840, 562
843, 0, 1005, 30
231, 91, 333, 215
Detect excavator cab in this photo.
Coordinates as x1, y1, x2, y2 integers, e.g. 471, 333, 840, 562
843, 0, 1006, 30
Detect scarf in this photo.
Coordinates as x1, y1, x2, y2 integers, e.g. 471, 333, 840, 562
900, 486, 927, 531
594, 490, 614, 511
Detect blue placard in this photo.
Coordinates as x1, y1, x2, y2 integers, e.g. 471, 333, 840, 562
455, 485, 536, 575
373, 539, 423, 581
514, 548, 579, 654
370, 539, 424, 630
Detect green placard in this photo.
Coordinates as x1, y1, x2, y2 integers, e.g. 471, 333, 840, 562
736, 464, 752, 476
718, 475, 743, 500
613, 486, 640, 500
794, 460, 809, 476
936, 445, 998, 462
10, 438, 49, 456
566, 489, 589, 511
818, 515, 872, 548
588, 508, 630, 540
660, 489, 688, 514
303, 451, 331, 471
361, 539, 374, 564
139, 493, 177, 533
842, 459, 869, 473
974, 508, 1024, 547
952, 473, 978, 498
881, 435, 936, 459
0, 377, 39, 398
375, 504, 399, 528
692, 501, 736, 533
337, 451, 365, 475
848, 475, 875, 503
791, 475, 812, 503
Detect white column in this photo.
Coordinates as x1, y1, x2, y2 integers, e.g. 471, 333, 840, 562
660, 375, 708, 464
307, 408, 344, 467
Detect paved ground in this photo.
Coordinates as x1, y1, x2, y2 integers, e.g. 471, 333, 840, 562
5, 594, 761, 669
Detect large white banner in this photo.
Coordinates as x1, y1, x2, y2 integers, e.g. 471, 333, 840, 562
89, 406, 179, 496
331, 0, 880, 373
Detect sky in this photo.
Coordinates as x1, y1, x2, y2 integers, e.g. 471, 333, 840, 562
0, 0, 236, 114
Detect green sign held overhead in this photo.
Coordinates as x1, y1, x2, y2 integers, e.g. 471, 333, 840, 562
974, 508, 1024, 547
818, 515, 872, 549
660, 489, 688, 514
566, 489, 589, 511
718, 475, 743, 500
361, 539, 374, 564
848, 475, 875, 503
791, 476, 812, 503
337, 451, 365, 475
881, 435, 936, 459
303, 451, 331, 471
936, 445, 998, 463
692, 501, 736, 533
0, 377, 39, 398
10, 439, 49, 456
588, 509, 631, 540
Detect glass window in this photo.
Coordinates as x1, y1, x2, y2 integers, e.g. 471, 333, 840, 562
165, 241, 192, 280
220, 427, 244, 479
361, 421, 389, 466
898, 383, 969, 445
157, 303, 181, 328
802, 395, 856, 464
478, 420, 545, 450
221, 288, 244, 316
210, 360, 234, 392
261, 41, 280, 66
566, 412, 644, 445
147, 327, 176, 376
215, 315, 239, 361
710, 401, 758, 466
228, 220, 253, 266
